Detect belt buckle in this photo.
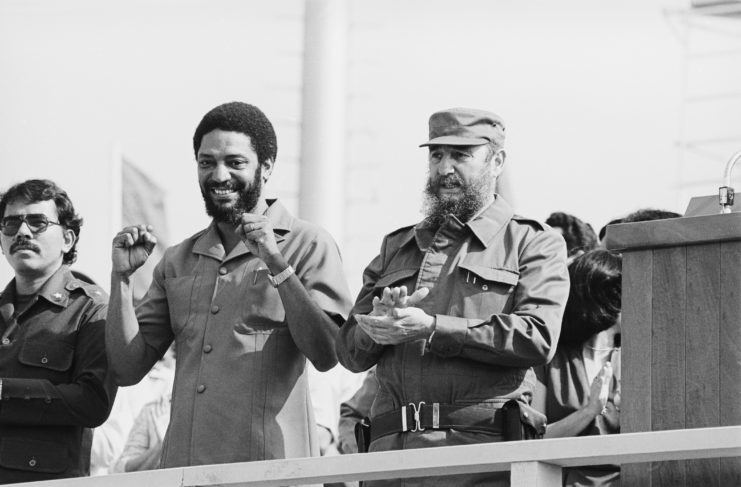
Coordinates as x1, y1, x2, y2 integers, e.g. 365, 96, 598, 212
408, 402, 426, 432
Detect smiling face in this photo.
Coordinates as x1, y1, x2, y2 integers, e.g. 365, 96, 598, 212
196, 129, 273, 224
0, 199, 74, 280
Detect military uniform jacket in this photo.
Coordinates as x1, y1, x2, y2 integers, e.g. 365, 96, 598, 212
337, 196, 570, 475
0, 266, 114, 484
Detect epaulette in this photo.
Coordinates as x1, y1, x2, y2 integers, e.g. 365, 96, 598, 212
386, 223, 416, 239
66, 280, 108, 302
511, 215, 548, 231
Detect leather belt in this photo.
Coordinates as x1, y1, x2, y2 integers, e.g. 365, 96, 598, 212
369, 402, 504, 443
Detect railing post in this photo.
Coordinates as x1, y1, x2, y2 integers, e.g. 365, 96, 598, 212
510, 461, 562, 487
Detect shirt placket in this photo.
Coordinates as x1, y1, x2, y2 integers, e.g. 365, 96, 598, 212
410, 218, 465, 400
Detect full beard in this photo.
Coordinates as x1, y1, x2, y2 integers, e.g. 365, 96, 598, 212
422, 172, 494, 228
201, 166, 263, 225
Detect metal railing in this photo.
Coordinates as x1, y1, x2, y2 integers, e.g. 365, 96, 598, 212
20, 426, 741, 487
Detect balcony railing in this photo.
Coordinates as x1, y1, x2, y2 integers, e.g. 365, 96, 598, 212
20, 426, 741, 486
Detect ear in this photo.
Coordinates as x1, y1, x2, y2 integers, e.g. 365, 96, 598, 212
490, 149, 506, 178
62, 229, 76, 254
261, 159, 274, 183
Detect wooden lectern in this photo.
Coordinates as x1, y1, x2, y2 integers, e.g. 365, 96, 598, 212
607, 212, 741, 486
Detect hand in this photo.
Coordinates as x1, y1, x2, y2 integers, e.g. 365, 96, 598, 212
151, 394, 171, 441
356, 306, 434, 345
237, 214, 280, 264
587, 362, 613, 417
112, 225, 157, 278
370, 286, 430, 316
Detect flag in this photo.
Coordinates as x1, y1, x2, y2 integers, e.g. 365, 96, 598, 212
121, 158, 169, 302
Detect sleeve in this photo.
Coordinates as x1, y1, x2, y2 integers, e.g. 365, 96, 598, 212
428, 229, 570, 367
133, 256, 176, 370
295, 226, 353, 326
0, 300, 117, 427
336, 240, 389, 373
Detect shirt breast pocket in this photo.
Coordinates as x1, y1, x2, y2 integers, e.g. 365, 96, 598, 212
373, 267, 419, 293
18, 340, 74, 374
457, 264, 519, 317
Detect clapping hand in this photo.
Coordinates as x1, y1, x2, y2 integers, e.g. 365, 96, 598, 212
356, 286, 434, 345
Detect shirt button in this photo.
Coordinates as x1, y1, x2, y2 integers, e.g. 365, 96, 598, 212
41, 357, 48, 364
197, 384, 206, 393
523, 412, 529, 419
203, 345, 213, 353
211, 305, 220, 314
482, 284, 488, 291
1, 338, 9, 345
219, 267, 228, 275
28, 458, 37, 467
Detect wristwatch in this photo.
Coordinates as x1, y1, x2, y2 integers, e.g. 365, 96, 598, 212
268, 265, 295, 288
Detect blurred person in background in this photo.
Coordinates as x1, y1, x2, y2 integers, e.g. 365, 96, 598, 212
534, 249, 622, 486
91, 345, 175, 475
598, 208, 681, 248
0, 179, 115, 483
545, 211, 599, 262
111, 347, 175, 473
105, 101, 352, 469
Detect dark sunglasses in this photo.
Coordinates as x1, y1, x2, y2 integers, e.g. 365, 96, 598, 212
0, 214, 63, 236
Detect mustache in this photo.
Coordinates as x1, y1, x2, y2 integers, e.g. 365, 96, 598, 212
10, 239, 40, 254
205, 180, 245, 192
434, 174, 464, 188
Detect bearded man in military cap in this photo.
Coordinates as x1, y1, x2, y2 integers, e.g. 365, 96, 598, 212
337, 108, 570, 486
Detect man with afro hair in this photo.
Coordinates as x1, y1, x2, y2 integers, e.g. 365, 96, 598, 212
106, 102, 352, 469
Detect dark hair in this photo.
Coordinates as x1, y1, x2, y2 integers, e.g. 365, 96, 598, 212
0, 179, 83, 265
545, 212, 599, 257
192, 102, 277, 166
623, 208, 681, 223
598, 218, 625, 242
559, 249, 622, 349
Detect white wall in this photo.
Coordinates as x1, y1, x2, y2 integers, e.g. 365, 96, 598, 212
1, 0, 737, 296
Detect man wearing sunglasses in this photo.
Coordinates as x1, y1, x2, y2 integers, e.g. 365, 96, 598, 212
0, 179, 115, 483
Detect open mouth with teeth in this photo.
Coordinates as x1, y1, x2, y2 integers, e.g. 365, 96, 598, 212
209, 184, 241, 202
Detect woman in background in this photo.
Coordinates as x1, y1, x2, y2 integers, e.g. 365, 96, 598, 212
534, 249, 622, 486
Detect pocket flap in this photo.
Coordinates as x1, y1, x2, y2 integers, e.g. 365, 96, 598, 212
459, 264, 519, 286
19, 340, 74, 371
374, 267, 418, 289
0, 438, 68, 474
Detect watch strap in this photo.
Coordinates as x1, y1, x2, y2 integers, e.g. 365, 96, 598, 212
268, 265, 295, 288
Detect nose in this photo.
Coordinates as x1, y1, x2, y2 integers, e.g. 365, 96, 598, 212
438, 153, 455, 176
15, 220, 33, 238
211, 162, 231, 183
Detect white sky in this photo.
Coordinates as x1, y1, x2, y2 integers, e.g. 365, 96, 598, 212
1, 0, 739, 292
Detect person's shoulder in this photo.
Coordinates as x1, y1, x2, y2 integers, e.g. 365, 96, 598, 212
65, 276, 108, 305
383, 223, 416, 244
510, 214, 550, 232
161, 227, 210, 257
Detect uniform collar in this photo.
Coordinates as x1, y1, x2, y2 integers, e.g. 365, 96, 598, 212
192, 198, 293, 261
0, 265, 75, 314
412, 194, 514, 250
465, 195, 514, 248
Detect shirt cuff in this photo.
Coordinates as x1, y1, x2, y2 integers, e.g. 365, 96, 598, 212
428, 314, 468, 357
355, 322, 383, 353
